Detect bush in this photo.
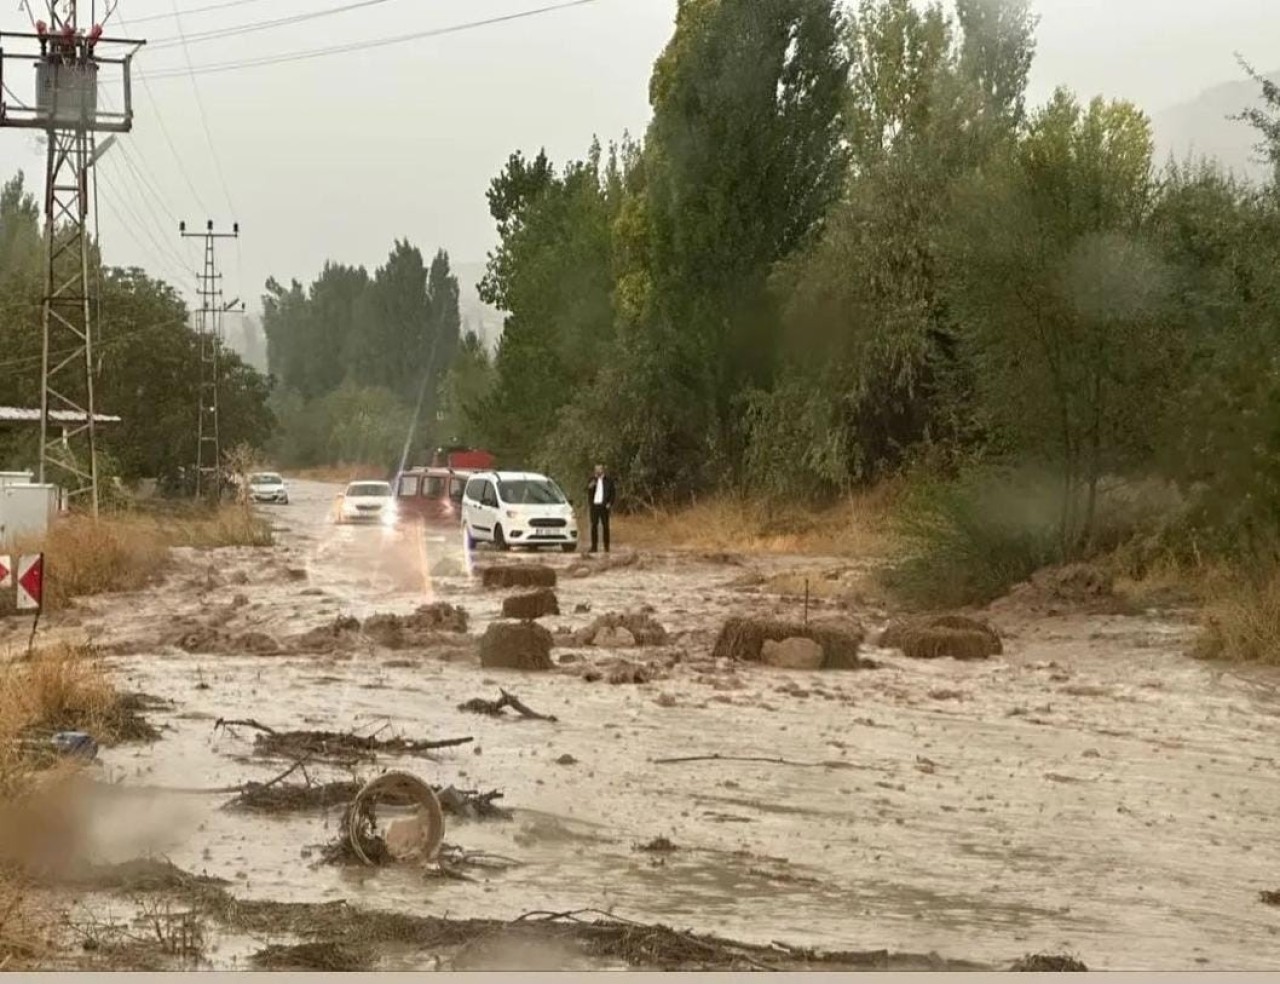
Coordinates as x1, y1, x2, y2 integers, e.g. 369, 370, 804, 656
1194, 567, 1280, 665
880, 467, 1065, 609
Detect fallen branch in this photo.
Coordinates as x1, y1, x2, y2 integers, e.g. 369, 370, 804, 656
457, 689, 558, 722
214, 717, 472, 762
651, 754, 854, 770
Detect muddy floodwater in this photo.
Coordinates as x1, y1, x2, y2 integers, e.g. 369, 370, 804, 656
21, 480, 1280, 970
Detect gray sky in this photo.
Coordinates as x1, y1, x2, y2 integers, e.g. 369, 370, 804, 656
1, 0, 1277, 322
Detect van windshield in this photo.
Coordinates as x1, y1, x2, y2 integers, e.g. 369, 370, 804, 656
250, 473, 282, 485
498, 479, 566, 505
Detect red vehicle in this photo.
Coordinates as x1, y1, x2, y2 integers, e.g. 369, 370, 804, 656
394, 448, 494, 528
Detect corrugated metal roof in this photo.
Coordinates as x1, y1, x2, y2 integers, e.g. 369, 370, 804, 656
0, 406, 122, 424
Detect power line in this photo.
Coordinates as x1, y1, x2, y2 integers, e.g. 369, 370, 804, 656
168, 0, 238, 218
148, 0, 403, 50
138, 0, 598, 80
111, 4, 212, 217
125, 0, 292, 26
0, 315, 191, 374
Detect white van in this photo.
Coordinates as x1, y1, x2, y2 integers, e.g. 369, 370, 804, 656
461, 471, 578, 552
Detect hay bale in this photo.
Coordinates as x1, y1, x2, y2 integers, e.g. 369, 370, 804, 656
878, 613, 1002, 661
502, 588, 560, 620
595, 626, 637, 648
479, 621, 555, 671
236, 632, 281, 654
760, 637, 824, 670
578, 611, 669, 647
361, 603, 469, 649
711, 617, 871, 670
480, 564, 557, 589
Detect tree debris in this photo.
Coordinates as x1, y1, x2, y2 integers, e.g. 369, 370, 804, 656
457, 690, 558, 722
214, 718, 472, 763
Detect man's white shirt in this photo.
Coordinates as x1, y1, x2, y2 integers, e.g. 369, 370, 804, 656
594, 479, 605, 505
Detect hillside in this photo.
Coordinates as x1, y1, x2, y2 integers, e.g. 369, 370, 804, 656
1151, 69, 1279, 183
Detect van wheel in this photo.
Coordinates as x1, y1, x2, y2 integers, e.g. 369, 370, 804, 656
493, 524, 510, 551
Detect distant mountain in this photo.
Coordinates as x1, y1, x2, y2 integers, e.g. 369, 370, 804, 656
453, 260, 504, 352
1150, 69, 1279, 184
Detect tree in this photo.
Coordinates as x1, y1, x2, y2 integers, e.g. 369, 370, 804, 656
641, 0, 851, 481
476, 142, 623, 461
764, 0, 1035, 494
434, 330, 494, 448
943, 90, 1171, 552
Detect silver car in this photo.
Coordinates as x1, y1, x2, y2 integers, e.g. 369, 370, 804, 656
247, 471, 289, 504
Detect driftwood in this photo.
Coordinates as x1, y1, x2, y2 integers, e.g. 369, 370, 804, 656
652, 753, 855, 770
457, 690, 558, 722
214, 718, 472, 762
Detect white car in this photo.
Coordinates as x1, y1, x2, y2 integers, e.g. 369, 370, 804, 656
337, 480, 396, 525
247, 471, 289, 504
461, 470, 577, 552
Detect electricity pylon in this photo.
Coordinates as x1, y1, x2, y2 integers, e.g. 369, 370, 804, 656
179, 220, 239, 501
0, 4, 144, 516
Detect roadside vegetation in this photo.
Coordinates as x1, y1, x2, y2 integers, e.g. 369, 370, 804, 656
4, 504, 271, 614
0, 641, 147, 969
440, 0, 1280, 660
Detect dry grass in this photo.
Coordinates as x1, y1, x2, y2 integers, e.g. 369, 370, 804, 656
0, 642, 138, 970
0, 642, 152, 752
613, 485, 901, 558
5, 507, 271, 612
1193, 567, 1280, 665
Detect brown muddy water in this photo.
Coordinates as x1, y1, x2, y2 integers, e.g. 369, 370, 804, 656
8, 480, 1280, 971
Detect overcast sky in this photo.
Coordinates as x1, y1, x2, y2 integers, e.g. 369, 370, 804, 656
1, 0, 1277, 320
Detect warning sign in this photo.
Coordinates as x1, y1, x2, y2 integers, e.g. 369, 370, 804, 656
16, 554, 43, 612
0, 555, 10, 591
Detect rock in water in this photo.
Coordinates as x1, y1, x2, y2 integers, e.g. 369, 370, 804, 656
761, 637, 824, 670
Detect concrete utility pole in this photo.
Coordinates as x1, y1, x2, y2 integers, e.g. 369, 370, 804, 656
0, 3, 144, 517
179, 220, 240, 502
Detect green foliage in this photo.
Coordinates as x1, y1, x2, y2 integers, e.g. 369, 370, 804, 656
267, 382, 411, 470
882, 466, 1064, 608
262, 242, 462, 417
435, 331, 494, 449
0, 173, 272, 488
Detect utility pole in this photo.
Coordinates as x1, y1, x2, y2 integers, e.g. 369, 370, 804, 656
0, 5, 144, 517
179, 220, 239, 501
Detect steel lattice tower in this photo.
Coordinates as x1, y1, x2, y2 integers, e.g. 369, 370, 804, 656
180, 220, 239, 501
0, 4, 143, 516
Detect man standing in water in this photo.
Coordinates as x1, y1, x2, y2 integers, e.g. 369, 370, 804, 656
586, 463, 615, 553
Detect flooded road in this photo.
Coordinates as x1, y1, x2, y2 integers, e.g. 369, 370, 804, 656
55, 481, 1280, 970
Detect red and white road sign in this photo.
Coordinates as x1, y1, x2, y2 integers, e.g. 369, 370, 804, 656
0, 555, 10, 591
16, 554, 43, 612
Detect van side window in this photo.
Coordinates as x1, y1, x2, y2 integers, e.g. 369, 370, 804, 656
424, 477, 446, 498
449, 478, 464, 502
464, 478, 481, 502
481, 482, 498, 508
398, 475, 418, 497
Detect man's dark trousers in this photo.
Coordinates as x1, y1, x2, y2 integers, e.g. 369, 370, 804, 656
590, 504, 610, 553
